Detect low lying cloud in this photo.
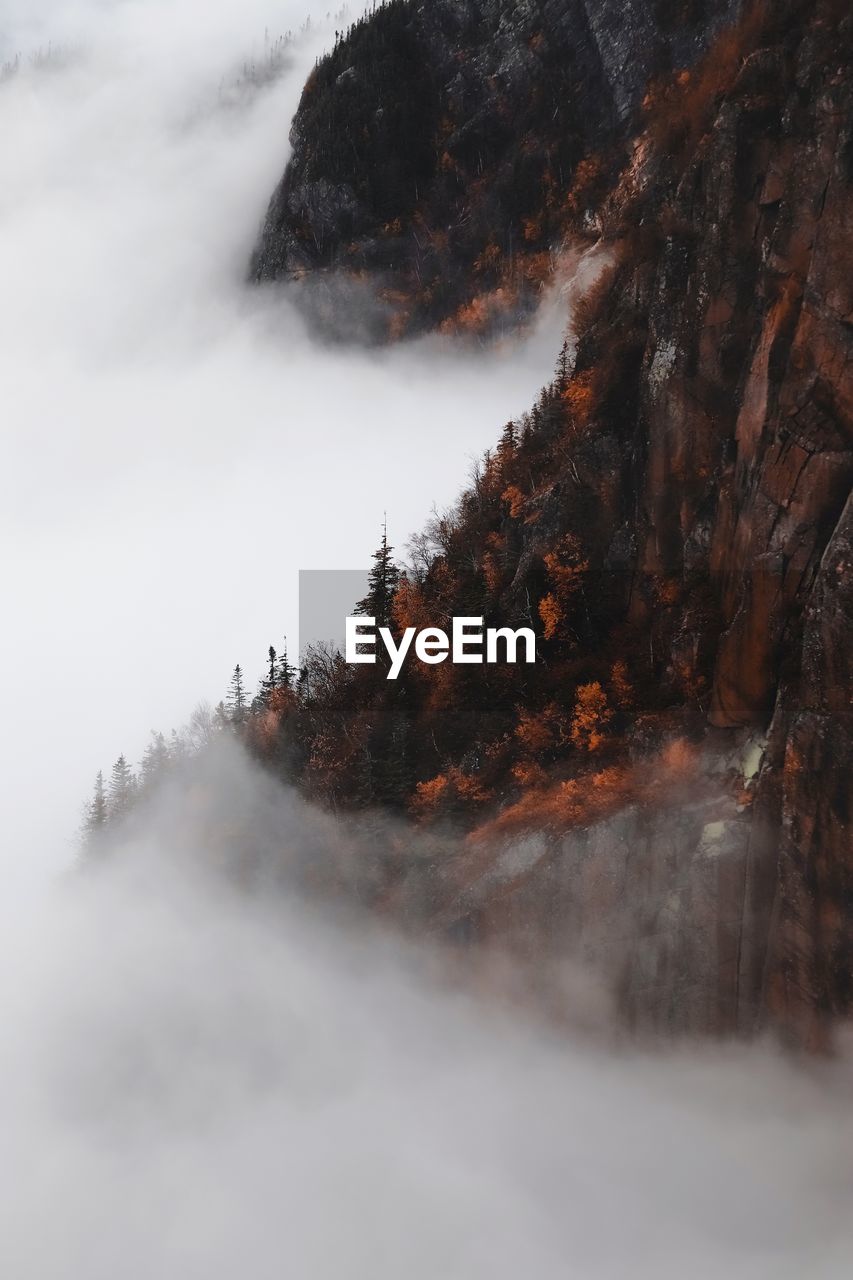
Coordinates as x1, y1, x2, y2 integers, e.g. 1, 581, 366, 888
2, 741, 852, 1279
3, 8, 852, 1273
0, 0, 566, 895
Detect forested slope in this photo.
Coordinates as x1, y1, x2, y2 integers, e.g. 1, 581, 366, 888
250, 0, 739, 337
90, 0, 852, 1043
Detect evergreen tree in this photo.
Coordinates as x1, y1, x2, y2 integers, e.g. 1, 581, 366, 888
355, 518, 400, 627
370, 710, 413, 807
495, 422, 518, 492
227, 664, 248, 725
84, 770, 108, 836
556, 337, 571, 387
108, 754, 135, 821
140, 731, 170, 788
254, 646, 278, 711
265, 645, 277, 692
276, 638, 297, 689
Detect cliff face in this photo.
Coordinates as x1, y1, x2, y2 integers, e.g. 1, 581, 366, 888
241, 0, 851, 1042
250, 0, 738, 337
622, 4, 852, 1043
415, 745, 767, 1038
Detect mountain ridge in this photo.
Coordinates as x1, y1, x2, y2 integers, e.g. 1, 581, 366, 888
89, 0, 852, 1045
249, 0, 740, 338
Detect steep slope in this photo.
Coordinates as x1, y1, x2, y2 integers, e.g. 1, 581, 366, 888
247, 0, 851, 1043
250, 0, 739, 337
90, 0, 851, 1044
626, 0, 853, 1041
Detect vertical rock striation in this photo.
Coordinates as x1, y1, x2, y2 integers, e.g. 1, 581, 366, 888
245, 0, 851, 1040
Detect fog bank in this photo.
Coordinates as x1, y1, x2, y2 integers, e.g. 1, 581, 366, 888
0, 0, 564, 896
2, 743, 852, 1279
4, 8, 852, 1274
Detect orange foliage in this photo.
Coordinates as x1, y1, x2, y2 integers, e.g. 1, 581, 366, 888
538, 592, 563, 641
642, 3, 766, 156
410, 767, 490, 820
470, 762, 636, 841
440, 288, 517, 336
512, 759, 546, 788
570, 682, 613, 753
565, 154, 606, 216
267, 686, 297, 716
610, 659, 633, 710
457, 773, 489, 805
410, 773, 451, 816
393, 575, 432, 633
515, 702, 563, 756
245, 687, 296, 756
502, 484, 526, 519
246, 709, 280, 755
561, 368, 596, 425
483, 550, 503, 595
543, 534, 589, 600
558, 767, 629, 821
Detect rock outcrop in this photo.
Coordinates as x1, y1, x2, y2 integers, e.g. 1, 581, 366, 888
242, 0, 852, 1042
431, 754, 765, 1038
629, 0, 853, 1043
250, 0, 738, 337
480, 0, 850, 1043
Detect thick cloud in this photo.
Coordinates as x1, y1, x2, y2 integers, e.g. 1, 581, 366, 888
0, 0, 564, 895
2, 742, 852, 1279
3, 10, 851, 1274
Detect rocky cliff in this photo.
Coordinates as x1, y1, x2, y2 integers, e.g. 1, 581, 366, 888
250, 0, 739, 337
241, 0, 852, 1044
613, 0, 852, 1042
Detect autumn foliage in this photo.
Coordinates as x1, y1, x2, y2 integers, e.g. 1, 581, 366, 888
570, 683, 613, 753
642, 0, 771, 157
88, 3, 794, 861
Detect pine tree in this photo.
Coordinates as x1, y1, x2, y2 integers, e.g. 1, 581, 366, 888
276, 638, 297, 689
556, 337, 571, 388
108, 755, 135, 821
140, 731, 170, 788
355, 518, 400, 627
85, 770, 108, 835
265, 645, 277, 692
170, 728, 189, 762
497, 421, 517, 474
227, 664, 248, 725
254, 646, 278, 710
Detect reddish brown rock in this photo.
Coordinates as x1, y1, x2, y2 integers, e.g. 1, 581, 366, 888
437, 1, 853, 1039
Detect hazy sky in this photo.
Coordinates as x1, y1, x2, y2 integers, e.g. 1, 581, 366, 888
0, 0, 564, 895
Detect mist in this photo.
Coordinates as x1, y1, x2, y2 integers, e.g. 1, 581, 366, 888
0, 0, 565, 897
0, 740, 851, 1279
3, 4, 852, 1273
